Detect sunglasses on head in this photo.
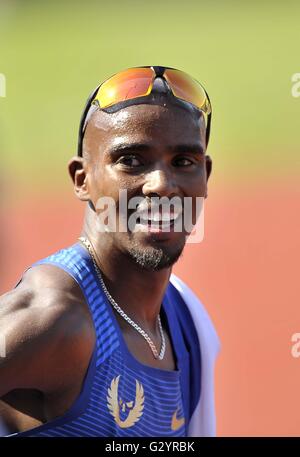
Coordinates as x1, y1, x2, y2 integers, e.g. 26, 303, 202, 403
77, 66, 212, 156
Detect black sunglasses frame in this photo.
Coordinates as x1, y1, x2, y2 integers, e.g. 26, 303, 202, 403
77, 66, 212, 156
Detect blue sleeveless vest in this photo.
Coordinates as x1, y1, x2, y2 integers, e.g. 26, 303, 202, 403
14, 242, 201, 437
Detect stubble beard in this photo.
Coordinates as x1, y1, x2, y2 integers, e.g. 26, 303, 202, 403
127, 238, 186, 271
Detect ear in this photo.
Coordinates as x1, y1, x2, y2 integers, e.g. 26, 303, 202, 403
68, 156, 91, 201
205, 155, 212, 199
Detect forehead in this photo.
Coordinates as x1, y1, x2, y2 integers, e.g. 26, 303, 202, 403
83, 103, 206, 158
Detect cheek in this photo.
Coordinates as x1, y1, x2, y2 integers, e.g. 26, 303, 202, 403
89, 165, 140, 212
181, 169, 207, 197
89, 164, 117, 198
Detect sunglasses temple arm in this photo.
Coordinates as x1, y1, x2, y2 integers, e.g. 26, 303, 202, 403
205, 90, 212, 147
77, 85, 101, 156
206, 112, 211, 147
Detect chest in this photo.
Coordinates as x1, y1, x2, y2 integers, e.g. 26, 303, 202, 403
116, 315, 177, 371
87, 351, 187, 437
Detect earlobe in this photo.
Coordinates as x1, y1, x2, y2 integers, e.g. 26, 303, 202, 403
68, 156, 91, 201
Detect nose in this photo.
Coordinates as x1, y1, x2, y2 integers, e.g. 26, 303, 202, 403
142, 165, 180, 199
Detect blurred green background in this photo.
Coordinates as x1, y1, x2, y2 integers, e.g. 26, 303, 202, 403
0, 0, 299, 193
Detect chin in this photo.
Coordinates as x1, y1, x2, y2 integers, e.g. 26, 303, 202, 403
127, 241, 185, 272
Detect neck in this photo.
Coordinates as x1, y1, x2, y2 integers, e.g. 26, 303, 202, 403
79, 205, 172, 334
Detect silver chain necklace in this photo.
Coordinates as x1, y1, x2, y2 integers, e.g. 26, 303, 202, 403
78, 236, 166, 360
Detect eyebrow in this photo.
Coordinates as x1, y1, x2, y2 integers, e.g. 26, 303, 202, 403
108, 142, 205, 157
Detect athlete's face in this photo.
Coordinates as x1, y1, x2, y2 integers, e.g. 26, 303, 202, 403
70, 102, 212, 270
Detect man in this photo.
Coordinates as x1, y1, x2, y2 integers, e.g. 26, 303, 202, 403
0, 66, 220, 437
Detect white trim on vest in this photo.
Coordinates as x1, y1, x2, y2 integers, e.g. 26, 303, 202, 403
170, 274, 221, 437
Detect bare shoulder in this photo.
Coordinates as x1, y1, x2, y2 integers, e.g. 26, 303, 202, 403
0, 264, 96, 397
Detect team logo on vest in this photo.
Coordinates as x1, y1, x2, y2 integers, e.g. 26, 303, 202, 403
107, 375, 144, 428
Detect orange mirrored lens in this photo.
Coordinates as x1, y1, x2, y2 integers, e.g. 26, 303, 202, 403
94, 68, 154, 109
164, 69, 211, 115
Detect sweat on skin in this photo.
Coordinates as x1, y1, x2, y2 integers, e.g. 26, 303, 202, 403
67, 100, 211, 340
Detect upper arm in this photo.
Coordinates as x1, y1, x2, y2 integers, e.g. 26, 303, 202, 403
0, 266, 95, 397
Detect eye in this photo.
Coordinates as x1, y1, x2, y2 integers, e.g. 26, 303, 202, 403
117, 155, 143, 167
173, 157, 195, 167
